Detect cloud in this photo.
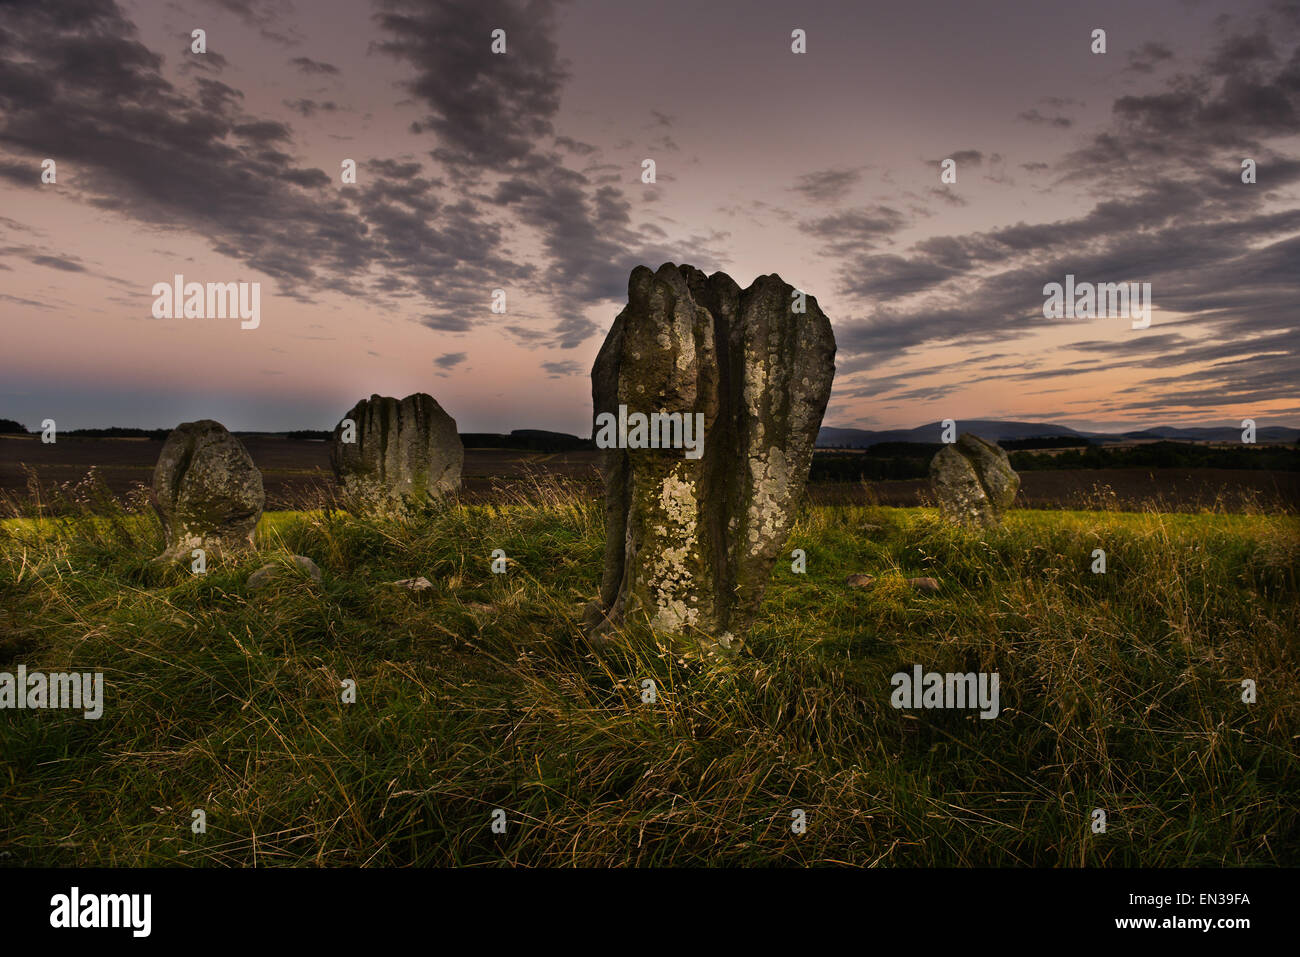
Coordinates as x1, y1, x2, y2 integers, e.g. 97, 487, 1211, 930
372, 0, 568, 173
0, 245, 89, 272
0, 292, 51, 309
289, 56, 339, 75
1017, 109, 1072, 127
798, 206, 908, 254
284, 98, 338, 117
178, 46, 229, 75
370, 0, 678, 348
0, 0, 531, 330
555, 135, 597, 155
821, 10, 1300, 416
421, 314, 473, 332
1125, 41, 1175, 74
198, 0, 299, 45
541, 359, 582, 377
791, 167, 863, 203
1040, 96, 1084, 109
434, 352, 467, 369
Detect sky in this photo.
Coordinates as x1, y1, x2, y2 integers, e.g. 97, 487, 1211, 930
0, 0, 1297, 434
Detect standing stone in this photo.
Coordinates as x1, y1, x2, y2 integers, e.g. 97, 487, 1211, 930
330, 393, 462, 512
152, 420, 264, 560
587, 263, 836, 648
929, 433, 1020, 528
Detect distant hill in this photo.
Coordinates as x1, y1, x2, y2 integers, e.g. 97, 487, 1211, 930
1117, 425, 1300, 443
818, 420, 1300, 448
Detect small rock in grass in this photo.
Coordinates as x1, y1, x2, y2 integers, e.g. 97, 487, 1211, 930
845, 573, 876, 588
907, 576, 940, 594
248, 555, 321, 590
389, 577, 433, 591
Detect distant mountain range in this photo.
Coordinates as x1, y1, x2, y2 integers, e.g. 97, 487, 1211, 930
817, 420, 1300, 448
7, 419, 1297, 449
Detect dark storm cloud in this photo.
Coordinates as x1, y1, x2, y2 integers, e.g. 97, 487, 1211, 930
370, 0, 678, 348
372, 0, 568, 173
831, 11, 1300, 413
1206, 30, 1275, 75
0, 0, 528, 323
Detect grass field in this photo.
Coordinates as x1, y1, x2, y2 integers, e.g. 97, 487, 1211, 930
4, 434, 1298, 512
0, 477, 1296, 866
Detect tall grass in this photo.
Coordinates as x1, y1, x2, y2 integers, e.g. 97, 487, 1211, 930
0, 475, 1296, 866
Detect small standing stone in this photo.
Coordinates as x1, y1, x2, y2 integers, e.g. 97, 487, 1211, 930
330, 393, 462, 512
929, 433, 1019, 528
152, 420, 264, 560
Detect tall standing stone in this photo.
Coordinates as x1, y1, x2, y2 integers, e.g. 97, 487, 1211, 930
929, 433, 1020, 528
152, 419, 264, 560
587, 263, 836, 648
329, 393, 462, 512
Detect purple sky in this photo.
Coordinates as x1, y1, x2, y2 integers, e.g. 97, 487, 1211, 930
1, 0, 1298, 434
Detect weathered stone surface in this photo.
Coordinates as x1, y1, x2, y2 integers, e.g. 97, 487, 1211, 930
387, 576, 433, 591
152, 420, 264, 560
929, 433, 1019, 528
330, 393, 462, 512
587, 263, 836, 646
248, 555, 322, 590
907, 576, 941, 594
845, 573, 876, 588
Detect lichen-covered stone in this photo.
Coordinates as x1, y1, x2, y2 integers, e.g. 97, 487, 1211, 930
330, 393, 462, 513
929, 433, 1020, 528
152, 419, 264, 560
248, 555, 321, 590
588, 263, 835, 646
